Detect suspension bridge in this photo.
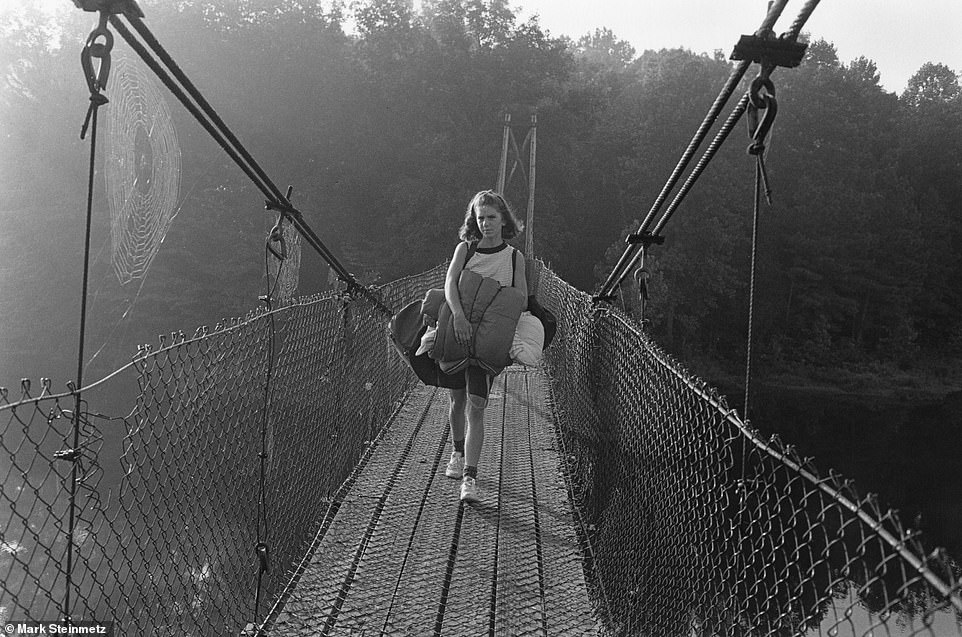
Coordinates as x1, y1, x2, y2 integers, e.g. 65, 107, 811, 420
1, 1, 961, 636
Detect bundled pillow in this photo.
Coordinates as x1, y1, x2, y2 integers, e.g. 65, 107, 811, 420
415, 287, 443, 355
416, 325, 436, 356
510, 311, 545, 367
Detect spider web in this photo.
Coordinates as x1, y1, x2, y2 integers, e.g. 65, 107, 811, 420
105, 53, 181, 285
266, 214, 302, 305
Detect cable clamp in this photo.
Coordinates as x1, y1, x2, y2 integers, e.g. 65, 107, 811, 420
71, 0, 145, 18
266, 186, 295, 261
264, 187, 301, 221
625, 231, 665, 247
343, 281, 366, 299
54, 448, 81, 462
730, 32, 807, 69
255, 542, 270, 574
80, 92, 110, 140
265, 200, 301, 217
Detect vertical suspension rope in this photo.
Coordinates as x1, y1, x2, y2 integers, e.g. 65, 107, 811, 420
741, 71, 776, 421
251, 212, 291, 630
65, 99, 100, 624
736, 163, 760, 613
253, 275, 273, 629
744, 159, 762, 420
66, 12, 113, 621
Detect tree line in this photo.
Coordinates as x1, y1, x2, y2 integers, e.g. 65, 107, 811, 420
2, 0, 960, 380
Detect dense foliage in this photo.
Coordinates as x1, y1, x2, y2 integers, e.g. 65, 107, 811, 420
2, 0, 960, 381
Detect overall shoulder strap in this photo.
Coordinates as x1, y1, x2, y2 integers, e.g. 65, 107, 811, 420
512, 248, 518, 285
463, 241, 478, 269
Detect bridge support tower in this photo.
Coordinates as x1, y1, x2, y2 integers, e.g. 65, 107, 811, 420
496, 110, 537, 258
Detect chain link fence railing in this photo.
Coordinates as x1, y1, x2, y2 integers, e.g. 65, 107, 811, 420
0, 264, 446, 636
536, 264, 962, 637
3, 261, 961, 636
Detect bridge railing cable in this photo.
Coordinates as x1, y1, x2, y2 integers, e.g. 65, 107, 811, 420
537, 262, 962, 637
1, 261, 960, 635
0, 264, 446, 635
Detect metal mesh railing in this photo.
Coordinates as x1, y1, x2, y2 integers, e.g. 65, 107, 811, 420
3, 261, 961, 636
0, 264, 446, 636
536, 265, 962, 637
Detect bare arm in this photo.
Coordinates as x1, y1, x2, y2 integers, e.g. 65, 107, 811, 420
445, 241, 471, 344
445, 241, 468, 317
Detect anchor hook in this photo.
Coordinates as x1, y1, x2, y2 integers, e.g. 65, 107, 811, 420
747, 77, 778, 156
81, 11, 114, 95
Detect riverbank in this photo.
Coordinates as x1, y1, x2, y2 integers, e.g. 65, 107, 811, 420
687, 353, 962, 407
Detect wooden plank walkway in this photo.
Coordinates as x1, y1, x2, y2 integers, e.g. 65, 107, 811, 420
270, 366, 601, 636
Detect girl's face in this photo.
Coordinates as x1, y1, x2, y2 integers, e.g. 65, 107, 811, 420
475, 204, 505, 240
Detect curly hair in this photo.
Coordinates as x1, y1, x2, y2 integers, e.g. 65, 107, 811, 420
458, 190, 524, 242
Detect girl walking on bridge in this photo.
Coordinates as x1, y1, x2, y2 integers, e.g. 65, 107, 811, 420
441, 190, 527, 503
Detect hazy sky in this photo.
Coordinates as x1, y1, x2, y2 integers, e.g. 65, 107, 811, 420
515, 0, 962, 93
5, 0, 960, 93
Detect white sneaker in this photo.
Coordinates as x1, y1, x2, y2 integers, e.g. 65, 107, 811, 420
445, 452, 465, 479
460, 476, 480, 503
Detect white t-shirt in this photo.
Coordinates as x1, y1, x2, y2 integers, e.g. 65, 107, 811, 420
464, 242, 515, 287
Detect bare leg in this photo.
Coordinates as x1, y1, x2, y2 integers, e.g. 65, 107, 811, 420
459, 378, 489, 502
449, 388, 466, 444
464, 395, 486, 469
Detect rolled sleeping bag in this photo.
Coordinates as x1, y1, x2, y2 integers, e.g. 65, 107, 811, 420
432, 269, 525, 376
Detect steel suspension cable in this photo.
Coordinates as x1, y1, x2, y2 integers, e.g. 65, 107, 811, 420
104, 10, 389, 313
649, 0, 820, 239
107, 14, 358, 286
637, 63, 750, 234
785, 0, 823, 39
651, 93, 751, 237
644, 2, 820, 241
118, 14, 288, 203
595, 0, 791, 300
594, 0, 833, 304
598, 92, 754, 293
106, 17, 277, 202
